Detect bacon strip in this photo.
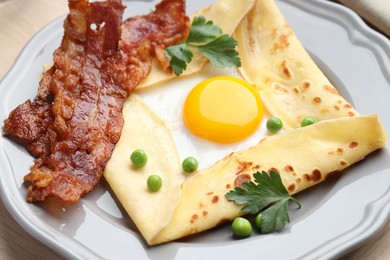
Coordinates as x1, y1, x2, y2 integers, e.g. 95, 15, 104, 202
3, 0, 189, 203
24, 0, 127, 202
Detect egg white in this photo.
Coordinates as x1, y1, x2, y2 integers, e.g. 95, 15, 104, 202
135, 64, 270, 170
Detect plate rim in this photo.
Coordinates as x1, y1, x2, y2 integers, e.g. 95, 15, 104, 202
0, 0, 389, 259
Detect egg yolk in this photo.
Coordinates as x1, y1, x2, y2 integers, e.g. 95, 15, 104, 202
183, 76, 264, 143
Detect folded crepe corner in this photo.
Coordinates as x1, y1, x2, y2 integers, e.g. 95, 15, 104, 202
137, 0, 256, 89
234, 0, 358, 129
150, 114, 386, 244
104, 94, 185, 243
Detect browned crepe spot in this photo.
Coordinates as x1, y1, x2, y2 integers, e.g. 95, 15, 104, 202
280, 60, 292, 79
190, 214, 198, 224
274, 83, 289, 93
288, 184, 296, 193
313, 97, 322, 103
235, 160, 253, 175
349, 141, 358, 149
340, 160, 348, 166
302, 80, 311, 89
234, 174, 251, 187
271, 24, 293, 54
312, 169, 322, 182
285, 165, 294, 172
323, 84, 340, 95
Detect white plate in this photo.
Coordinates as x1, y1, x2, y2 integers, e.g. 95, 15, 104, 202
1, 0, 390, 259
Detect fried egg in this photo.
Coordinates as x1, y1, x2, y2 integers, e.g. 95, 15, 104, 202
135, 64, 269, 170
183, 75, 264, 143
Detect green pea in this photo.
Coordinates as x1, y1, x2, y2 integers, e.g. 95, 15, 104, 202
266, 117, 283, 132
182, 157, 199, 173
255, 213, 262, 230
147, 175, 162, 192
301, 116, 317, 127
130, 149, 148, 167
231, 217, 252, 238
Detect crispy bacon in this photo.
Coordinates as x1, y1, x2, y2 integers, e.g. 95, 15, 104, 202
23, 0, 127, 203
3, 0, 189, 203
121, 0, 190, 71
3, 100, 53, 157
3, 0, 89, 157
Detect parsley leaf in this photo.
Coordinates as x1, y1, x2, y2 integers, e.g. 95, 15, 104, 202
192, 35, 240, 68
225, 171, 301, 233
166, 16, 241, 76
166, 43, 193, 76
187, 16, 222, 44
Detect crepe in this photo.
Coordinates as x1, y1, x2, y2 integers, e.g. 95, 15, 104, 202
104, 0, 387, 246
104, 94, 184, 242
234, 0, 358, 129
151, 115, 385, 244
137, 0, 256, 88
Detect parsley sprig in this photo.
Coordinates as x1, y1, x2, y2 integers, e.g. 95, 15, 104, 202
166, 16, 241, 76
225, 171, 301, 233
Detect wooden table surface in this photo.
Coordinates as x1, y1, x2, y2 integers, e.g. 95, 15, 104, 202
0, 0, 389, 259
